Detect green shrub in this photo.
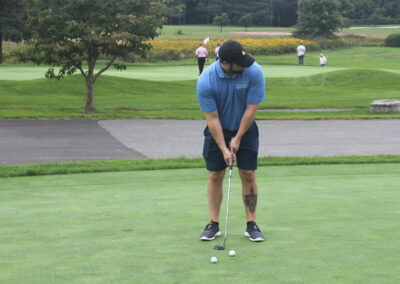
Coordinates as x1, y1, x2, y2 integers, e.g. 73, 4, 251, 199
147, 49, 183, 61
2, 41, 26, 64
341, 34, 384, 47
384, 33, 400, 47
317, 38, 348, 50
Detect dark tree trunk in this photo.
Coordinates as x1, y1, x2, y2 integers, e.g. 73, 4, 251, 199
82, 51, 115, 114
84, 53, 97, 114
85, 76, 95, 114
0, 33, 3, 64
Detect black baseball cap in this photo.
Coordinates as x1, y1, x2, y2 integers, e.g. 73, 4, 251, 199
218, 40, 255, 67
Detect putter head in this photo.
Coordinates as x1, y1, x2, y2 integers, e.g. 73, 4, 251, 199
213, 244, 225, 250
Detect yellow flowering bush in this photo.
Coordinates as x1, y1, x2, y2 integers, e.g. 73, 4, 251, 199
147, 38, 319, 60
234, 38, 317, 55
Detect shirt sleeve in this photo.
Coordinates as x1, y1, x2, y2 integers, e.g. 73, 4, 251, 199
247, 64, 266, 105
197, 76, 217, 112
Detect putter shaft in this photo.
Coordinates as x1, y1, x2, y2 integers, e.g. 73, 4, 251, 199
222, 166, 233, 247
212, 165, 233, 251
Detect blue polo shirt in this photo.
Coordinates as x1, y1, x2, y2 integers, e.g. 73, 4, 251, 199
196, 61, 266, 131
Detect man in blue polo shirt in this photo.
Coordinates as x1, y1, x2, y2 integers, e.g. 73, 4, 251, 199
197, 40, 266, 242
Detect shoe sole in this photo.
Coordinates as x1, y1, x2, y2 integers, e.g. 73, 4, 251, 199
200, 231, 221, 241
244, 232, 264, 242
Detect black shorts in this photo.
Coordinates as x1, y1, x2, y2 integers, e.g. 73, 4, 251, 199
202, 122, 259, 172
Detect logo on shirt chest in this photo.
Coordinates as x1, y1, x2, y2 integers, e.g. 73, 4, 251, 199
235, 83, 248, 90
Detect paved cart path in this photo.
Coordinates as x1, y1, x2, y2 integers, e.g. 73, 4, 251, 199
0, 120, 145, 165
1, 119, 399, 165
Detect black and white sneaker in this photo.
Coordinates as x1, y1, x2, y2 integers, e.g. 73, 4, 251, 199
244, 221, 265, 242
199, 221, 221, 241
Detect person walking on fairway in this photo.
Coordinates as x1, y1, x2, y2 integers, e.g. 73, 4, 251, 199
320, 53, 327, 67
195, 43, 208, 75
297, 42, 306, 65
197, 40, 266, 242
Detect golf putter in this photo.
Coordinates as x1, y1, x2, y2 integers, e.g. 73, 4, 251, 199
213, 164, 233, 251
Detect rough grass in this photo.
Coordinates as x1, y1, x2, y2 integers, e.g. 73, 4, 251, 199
0, 68, 399, 119
1, 155, 400, 178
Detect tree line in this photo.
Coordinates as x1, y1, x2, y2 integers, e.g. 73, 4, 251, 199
167, 0, 400, 27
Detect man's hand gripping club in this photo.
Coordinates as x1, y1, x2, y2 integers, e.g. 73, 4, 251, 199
224, 138, 239, 168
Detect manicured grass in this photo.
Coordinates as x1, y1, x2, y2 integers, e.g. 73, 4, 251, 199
0, 65, 53, 80
0, 64, 397, 82
1, 47, 399, 119
2, 47, 400, 81
341, 25, 400, 35
1, 155, 400, 178
0, 64, 349, 81
157, 25, 293, 40
263, 69, 400, 110
0, 163, 399, 283
1, 68, 399, 119
258, 47, 400, 70
156, 25, 400, 40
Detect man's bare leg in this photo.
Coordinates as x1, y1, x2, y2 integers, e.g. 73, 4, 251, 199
239, 169, 257, 221
208, 170, 226, 222
239, 168, 264, 241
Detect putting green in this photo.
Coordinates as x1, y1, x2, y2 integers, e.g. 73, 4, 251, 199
0, 66, 52, 81
2, 47, 400, 81
0, 64, 348, 81
0, 163, 399, 283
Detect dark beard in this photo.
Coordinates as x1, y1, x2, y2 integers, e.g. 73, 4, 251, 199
228, 65, 244, 74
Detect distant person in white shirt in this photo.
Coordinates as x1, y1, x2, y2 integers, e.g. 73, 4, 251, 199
215, 43, 221, 61
195, 43, 208, 75
296, 43, 306, 65
320, 54, 327, 67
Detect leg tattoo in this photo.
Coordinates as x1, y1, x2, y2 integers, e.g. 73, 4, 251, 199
244, 186, 257, 214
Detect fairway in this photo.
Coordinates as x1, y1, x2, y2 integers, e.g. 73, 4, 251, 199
156, 25, 294, 40
341, 25, 400, 35
156, 25, 400, 39
1, 163, 399, 283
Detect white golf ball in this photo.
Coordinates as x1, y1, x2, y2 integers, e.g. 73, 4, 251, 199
229, 250, 236, 256
210, 256, 218, 263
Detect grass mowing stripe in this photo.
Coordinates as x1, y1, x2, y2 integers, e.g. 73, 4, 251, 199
1, 155, 400, 178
